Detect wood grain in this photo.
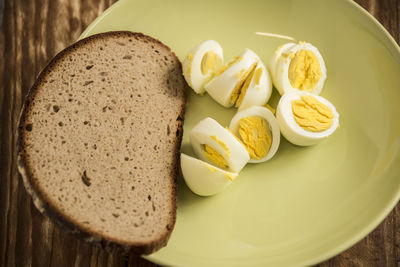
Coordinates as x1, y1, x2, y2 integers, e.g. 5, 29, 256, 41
0, 0, 398, 266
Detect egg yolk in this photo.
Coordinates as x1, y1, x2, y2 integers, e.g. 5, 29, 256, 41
235, 65, 258, 107
216, 56, 243, 76
207, 165, 218, 173
253, 67, 263, 85
227, 56, 243, 67
201, 52, 221, 75
224, 173, 235, 181
215, 65, 227, 75
275, 44, 286, 55
292, 95, 334, 132
238, 116, 272, 160
288, 50, 321, 91
202, 144, 228, 168
210, 135, 230, 158
231, 63, 257, 105
264, 103, 276, 114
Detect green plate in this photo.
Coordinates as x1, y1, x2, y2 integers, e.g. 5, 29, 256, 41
81, 0, 400, 266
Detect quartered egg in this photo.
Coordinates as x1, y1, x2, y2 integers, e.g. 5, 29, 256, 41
204, 49, 260, 107
271, 42, 327, 95
229, 106, 280, 163
276, 92, 339, 146
181, 153, 238, 196
182, 40, 224, 94
190, 117, 250, 173
236, 60, 272, 111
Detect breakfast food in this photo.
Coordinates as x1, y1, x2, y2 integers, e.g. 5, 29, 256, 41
181, 117, 249, 196
180, 154, 237, 196
205, 49, 258, 106
182, 40, 224, 94
180, 39, 338, 197
235, 61, 272, 111
270, 42, 327, 95
17, 31, 187, 254
190, 117, 250, 173
276, 92, 339, 146
205, 49, 272, 109
182, 41, 272, 110
229, 106, 280, 163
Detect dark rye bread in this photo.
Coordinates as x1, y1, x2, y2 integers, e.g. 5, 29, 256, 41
17, 31, 187, 254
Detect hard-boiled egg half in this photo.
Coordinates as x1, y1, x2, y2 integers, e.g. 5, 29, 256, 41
190, 117, 250, 172
276, 92, 339, 146
182, 40, 224, 94
205, 49, 272, 109
180, 154, 238, 196
270, 42, 327, 95
229, 106, 280, 163
269, 42, 296, 84
181, 117, 250, 196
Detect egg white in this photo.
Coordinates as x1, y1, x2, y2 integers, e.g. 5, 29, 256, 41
276, 92, 339, 146
269, 42, 296, 89
229, 106, 281, 163
204, 48, 260, 107
190, 117, 250, 173
182, 40, 224, 94
272, 42, 327, 95
237, 60, 273, 111
181, 153, 238, 196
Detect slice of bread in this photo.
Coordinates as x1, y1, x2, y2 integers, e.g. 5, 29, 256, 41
17, 31, 187, 254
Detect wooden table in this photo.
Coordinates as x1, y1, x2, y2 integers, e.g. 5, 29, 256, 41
0, 0, 398, 266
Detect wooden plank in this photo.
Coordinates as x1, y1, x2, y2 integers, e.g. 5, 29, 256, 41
0, 0, 398, 267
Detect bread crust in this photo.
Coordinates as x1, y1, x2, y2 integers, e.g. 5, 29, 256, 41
17, 31, 187, 255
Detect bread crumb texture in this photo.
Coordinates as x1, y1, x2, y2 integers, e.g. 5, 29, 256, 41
18, 32, 186, 248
